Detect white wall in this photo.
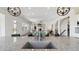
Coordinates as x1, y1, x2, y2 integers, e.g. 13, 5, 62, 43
0, 13, 5, 37
5, 14, 29, 36
70, 14, 79, 37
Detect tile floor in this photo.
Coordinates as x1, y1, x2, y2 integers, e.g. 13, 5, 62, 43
0, 36, 79, 51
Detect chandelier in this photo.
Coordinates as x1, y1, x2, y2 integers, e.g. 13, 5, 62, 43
7, 7, 21, 16
57, 7, 70, 16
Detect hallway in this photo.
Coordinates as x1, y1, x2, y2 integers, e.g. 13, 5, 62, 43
0, 7, 79, 51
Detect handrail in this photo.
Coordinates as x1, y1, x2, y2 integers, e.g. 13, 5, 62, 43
60, 29, 66, 36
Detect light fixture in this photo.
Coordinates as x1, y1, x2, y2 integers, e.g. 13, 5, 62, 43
57, 7, 70, 16
7, 7, 21, 16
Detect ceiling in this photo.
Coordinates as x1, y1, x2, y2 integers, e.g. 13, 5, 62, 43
0, 7, 79, 24
20, 7, 59, 23
19, 7, 79, 24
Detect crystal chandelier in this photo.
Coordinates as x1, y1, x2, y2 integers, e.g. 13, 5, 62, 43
7, 7, 21, 16
57, 7, 70, 16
